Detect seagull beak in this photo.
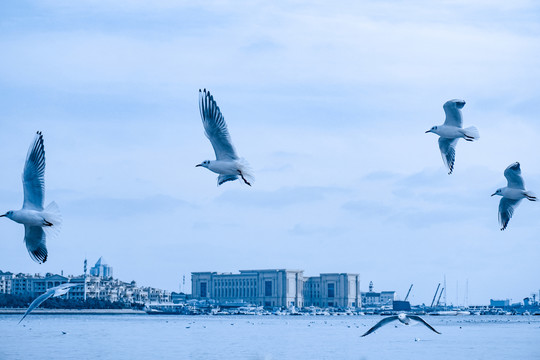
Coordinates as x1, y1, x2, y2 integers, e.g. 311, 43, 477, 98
195, 163, 202, 167
0, 214, 5, 217
491, 192, 496, 197
425, 130, 431, 133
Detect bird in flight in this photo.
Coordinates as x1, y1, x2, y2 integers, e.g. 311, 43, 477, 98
492, 162, 536, 230
426, 99, 479, 174
196, 89, 253, 186
19, 282, 78, 324
0, 131, 62, 263
361, 313, 441, 337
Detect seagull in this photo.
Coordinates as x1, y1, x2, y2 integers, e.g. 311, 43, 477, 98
0, 131, 62, 263
361, 313, 441, 337
196, 89, 253, 186
19, 282, 78, 324
491, 162, 536, 230
426, 99, 479, 174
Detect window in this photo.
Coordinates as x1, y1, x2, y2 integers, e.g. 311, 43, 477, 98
265, 281, 272, 297
200, 282, 207, 298
328, 283, 335, 298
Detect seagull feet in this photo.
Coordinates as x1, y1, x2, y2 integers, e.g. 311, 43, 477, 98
238, 170, 251, 186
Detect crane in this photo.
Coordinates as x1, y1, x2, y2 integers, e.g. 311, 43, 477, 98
436, 287, 444, 306
404, 284, 413, 301
430, 283, 441, 307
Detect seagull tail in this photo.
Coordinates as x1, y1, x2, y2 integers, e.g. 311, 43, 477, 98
461, 126, 479, 141
236, 158, 254, 185
525, 191, 537, 201
43, 201, 62, 238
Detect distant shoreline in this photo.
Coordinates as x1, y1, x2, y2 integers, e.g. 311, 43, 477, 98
0, 308, 146, 315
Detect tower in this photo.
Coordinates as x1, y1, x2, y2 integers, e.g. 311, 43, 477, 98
83, 258, 87, 301
369, 281, 373, 292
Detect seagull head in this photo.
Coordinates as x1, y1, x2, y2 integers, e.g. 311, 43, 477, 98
491, 188, 503, 197
0, 210, 13, 219
425, 126, 438, 134
451, 99, 466, 109
196, 160, 211, 168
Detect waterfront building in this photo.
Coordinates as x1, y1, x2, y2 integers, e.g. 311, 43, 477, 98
360, 281, 395, 307
304, 273, 360, 308
1, 258, 171, 304
171, 292, 188, 304
90, 257, 113, 278
490, 299, 510, 307
192, 269, 362, 309
0, 271, 14, 294
68, 275, 171, 303
192, 269, 304, 308
10, 273, 69, 297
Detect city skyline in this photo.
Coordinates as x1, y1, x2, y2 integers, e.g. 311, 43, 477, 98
2, 259, 537, 307
0, 1, 539, 306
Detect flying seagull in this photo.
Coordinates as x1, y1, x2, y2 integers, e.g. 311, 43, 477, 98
491, 162, 536, 231
426, 99, 479, 174
196, 89, 253, 186
19, 283, 78, 324
361, 313, 441, 337
0, 131, 62, 263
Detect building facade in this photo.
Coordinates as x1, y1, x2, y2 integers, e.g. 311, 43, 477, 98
192, 269, 362, 308
90, 257, 113, 278
0, 258, 170, 304
304, 273, 360, 308
192, 269, 304, 308
361, 281, 395, 307
0, 271, 14, 294
10, 273, 69, 297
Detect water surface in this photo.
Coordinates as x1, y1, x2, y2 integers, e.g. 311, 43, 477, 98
0, 315, 538, 359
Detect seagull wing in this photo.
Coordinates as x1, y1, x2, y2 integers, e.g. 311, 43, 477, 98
22, 132, 46, 210
361, 316, 399, 337
498, 198, 522, 231
18, 288, 55, 324
408, 315, 441, 334
442, 99, 465, 127
53, 283, 79, 296
218, 174, 239, 186
199, 89, 238, 161
438, 138, 459, 174
504, 162, 525, 190
24, 225, 48, 264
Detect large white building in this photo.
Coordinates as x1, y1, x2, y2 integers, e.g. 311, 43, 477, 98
192, 269, 303, 308
192, 269, 361, 308
10, 273, 69, 297
304, 273, 360, 308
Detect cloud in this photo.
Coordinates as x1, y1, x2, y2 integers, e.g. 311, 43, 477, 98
216, 186, 348, 208
63, 194, 191, 219
342, 200, 392, 218
289, 223, 346, 237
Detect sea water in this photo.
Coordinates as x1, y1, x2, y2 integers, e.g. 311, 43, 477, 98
0, 315, 538, 359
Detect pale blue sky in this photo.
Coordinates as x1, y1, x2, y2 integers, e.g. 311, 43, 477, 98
1, 0, 539, 305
